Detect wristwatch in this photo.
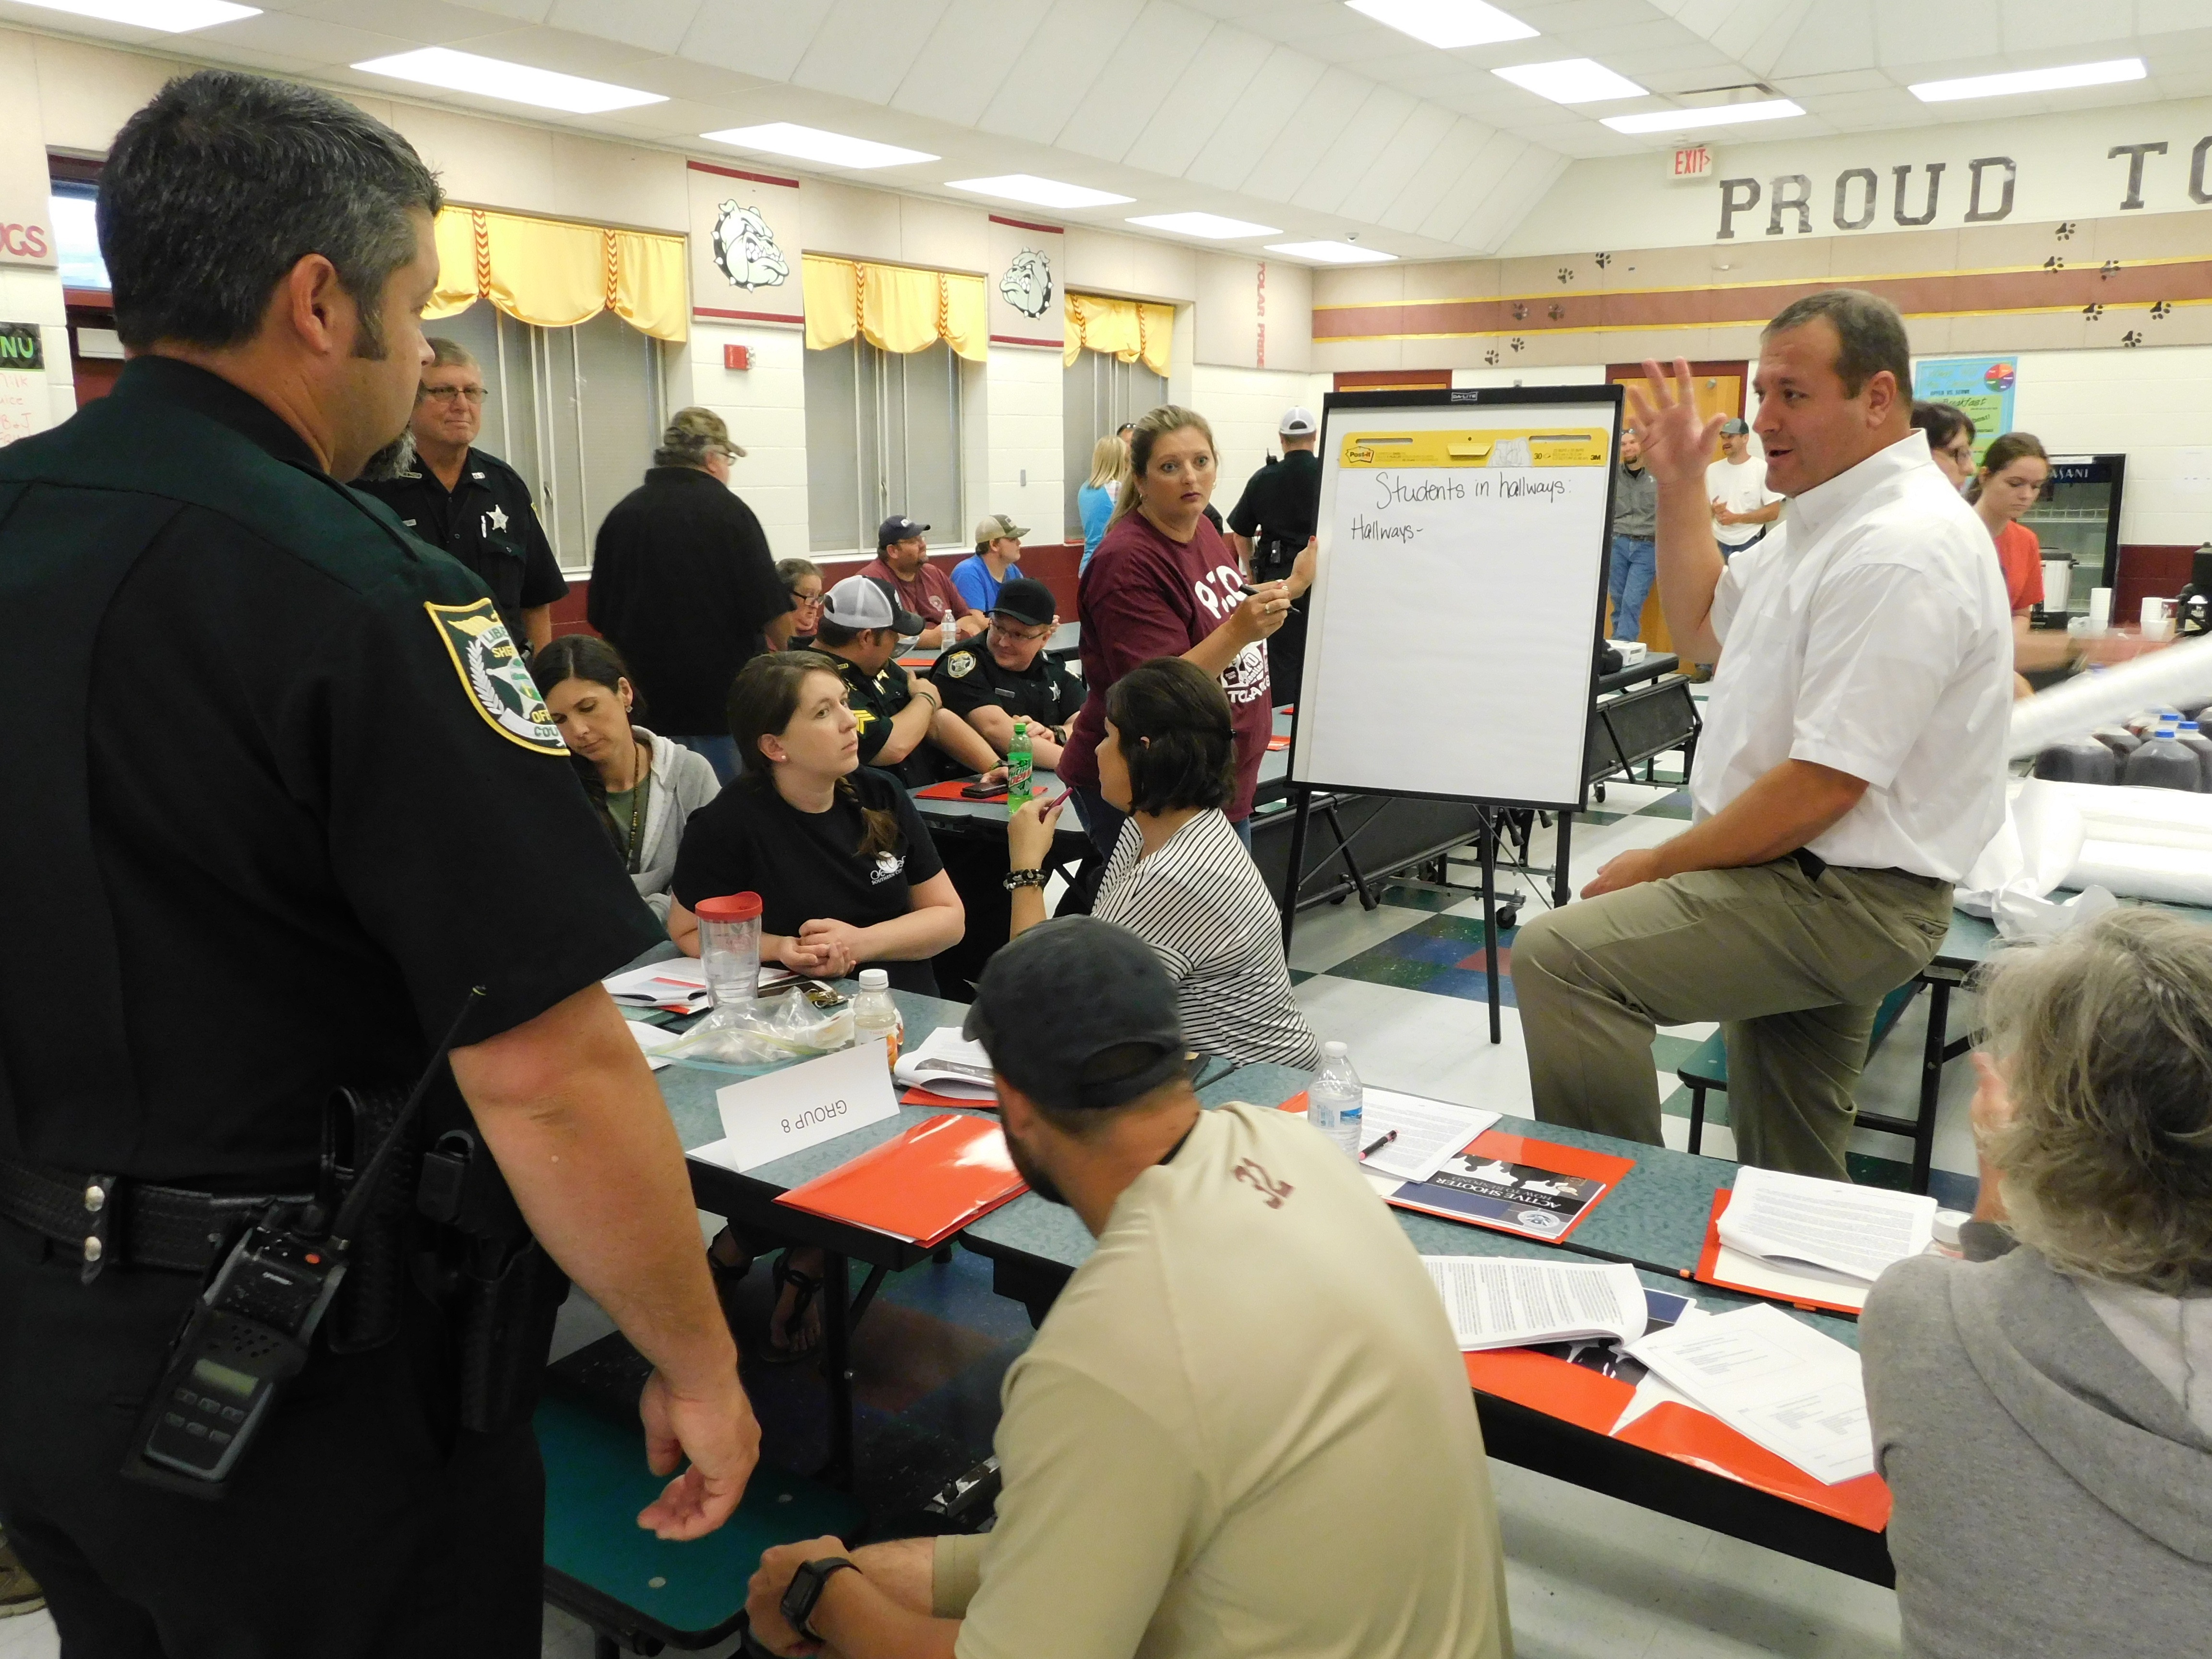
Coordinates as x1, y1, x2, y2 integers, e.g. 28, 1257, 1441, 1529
1003, 867, 1048, 890
780, 1556, 857, 1640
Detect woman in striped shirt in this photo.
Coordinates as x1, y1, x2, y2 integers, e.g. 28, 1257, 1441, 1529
1009, 658, 1322, 1069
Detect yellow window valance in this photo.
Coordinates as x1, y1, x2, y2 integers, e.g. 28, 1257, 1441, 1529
425, 207, 687, 343
801, 255, 987, 362
1063, 291, 1174, 377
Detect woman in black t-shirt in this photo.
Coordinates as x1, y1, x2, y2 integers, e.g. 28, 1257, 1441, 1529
669, 651, 962, 994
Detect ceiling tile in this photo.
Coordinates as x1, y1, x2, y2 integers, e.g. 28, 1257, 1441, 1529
888, 0, 1051, 128
1052, 0, 1210, 163
1182, 45, 1327, 189
1377, 114, 1494, 233
276, 0, 524, 41
1289, 82, 1420, 214
973, 0, 1125, 141
1237, 62, 1377, 200
545, 0, 704, 53
1997, 5, 2143, 57
1417, 128, 1522, 241
679, 0, 837, 84
1123, 21, 1274, 176
790, 0, 953, 105
196, 12, 418, 64
1873, 0, 2000, 70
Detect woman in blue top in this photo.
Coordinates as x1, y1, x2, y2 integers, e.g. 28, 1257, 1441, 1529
1077, 434, 1127, 573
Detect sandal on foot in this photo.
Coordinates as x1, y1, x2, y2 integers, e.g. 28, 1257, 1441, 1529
761, 1255, 825, 1365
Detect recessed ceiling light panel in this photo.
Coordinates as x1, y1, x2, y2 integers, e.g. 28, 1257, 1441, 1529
701, 122, 936, 168
1601, 98, 1806, 134
1264, 240, 1397, 264
1910, 58, 2145, 103
353, 48, 667, 115
1491, 58, 1647, 105
1345, 0, 1537, 50
945, 174, 1134, 210
13, 0, 257, 27
1125, 212, 1283, 239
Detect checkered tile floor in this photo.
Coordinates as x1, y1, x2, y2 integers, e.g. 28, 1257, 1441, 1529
1284, 726, 1983, 1209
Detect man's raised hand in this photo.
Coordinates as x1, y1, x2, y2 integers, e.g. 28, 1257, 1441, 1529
1625, 358, 1724, 489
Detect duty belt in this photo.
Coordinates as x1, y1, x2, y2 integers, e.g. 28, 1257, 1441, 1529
0, 1157, 301, 1283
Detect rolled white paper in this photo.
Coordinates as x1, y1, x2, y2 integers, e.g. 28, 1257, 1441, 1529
2008, 633, 2212, 757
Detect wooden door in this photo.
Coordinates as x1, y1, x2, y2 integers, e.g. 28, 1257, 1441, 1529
1604, 360, 1746, 656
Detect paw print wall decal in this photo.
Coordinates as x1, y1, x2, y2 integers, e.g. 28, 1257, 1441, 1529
2083, 302, 2104, 321
2101, 259, 2122, 279
1556, 266, 1575, 284
1511, 301, 1528, 321
2055, 221, 2077, 240
2151, 300, 2174, 320
2043, 255, 2066, 271
1548, 302, 1565, 321
1594, 252, 1612, 269
2122, 331, 2145, 347
1484, 348, 1501, 366
1509, 337, 1526, 352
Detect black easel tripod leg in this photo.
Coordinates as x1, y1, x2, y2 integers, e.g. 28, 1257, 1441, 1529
1480, 809, 1501, 1045
1553, 810, 1575, 909
1281, 786, 1313, 950
1320, 801, 1378, 910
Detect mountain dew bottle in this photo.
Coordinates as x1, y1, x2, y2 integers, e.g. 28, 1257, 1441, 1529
1007, 719, 1034, 811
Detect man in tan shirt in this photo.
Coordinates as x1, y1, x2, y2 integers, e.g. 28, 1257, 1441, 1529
745, 918, 1512, 1659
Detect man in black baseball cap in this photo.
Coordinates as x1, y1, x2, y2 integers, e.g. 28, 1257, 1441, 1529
927, 576, 1083, 771
808, 575, 996, 786
861, 513, 981, 650
744, 915, 1510, 1659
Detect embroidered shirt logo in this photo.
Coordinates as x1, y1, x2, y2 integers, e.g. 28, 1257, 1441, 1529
1232, 1159, 1293, 1209
870, 850, 906, 885
424, 599, 565, 754
945, 649, 977, 679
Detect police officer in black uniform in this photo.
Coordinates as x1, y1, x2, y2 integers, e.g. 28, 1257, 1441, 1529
0, 72, 758, 1659
1226, 407, 1323, 707
354, 336, 567, 654
929, 577, 1084, 767
811, 576, 999, 787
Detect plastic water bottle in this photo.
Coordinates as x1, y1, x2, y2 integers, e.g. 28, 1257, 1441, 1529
2123, 720, 2202, 792
1309, 1042, 1364, 1161
939, 600, 957, 645
2175, 721, 2212, 791
1007, 719, 1034, 810
852, 968, 902, 1070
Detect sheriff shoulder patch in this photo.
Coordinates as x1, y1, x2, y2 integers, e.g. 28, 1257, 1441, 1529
945, 650, 977, 679
424, 599, 566, 754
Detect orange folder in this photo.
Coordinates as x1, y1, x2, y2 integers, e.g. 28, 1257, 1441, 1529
775, 1113, 1026, 1247
914, 779, 1005, 802
900, 1085, 997, 1110
1694, 1190, 1865, 1318
1385, 1129, 1635, 1247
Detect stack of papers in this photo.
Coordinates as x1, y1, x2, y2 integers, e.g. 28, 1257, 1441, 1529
602, 959, 803, 1015
1423, 1257, 1648, 1352
1711, 1167, 1937, 1311
625, 1020, 683, 1071
891, 1027, 997, 1102
1358, 1092, 1501, 1184
1625, 1303, 1875, 1485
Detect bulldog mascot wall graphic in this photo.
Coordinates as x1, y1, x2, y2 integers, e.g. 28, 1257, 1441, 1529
712, 201, 789, 291
999, 247, 1053, 319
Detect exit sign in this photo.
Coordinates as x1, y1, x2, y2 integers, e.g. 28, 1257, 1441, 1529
1672, 145, 1713, 180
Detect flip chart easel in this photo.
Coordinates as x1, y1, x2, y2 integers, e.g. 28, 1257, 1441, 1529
1282, 386, 1623, 1040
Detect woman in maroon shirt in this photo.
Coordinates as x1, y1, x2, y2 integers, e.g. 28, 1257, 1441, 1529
1060, 405, 1315, 852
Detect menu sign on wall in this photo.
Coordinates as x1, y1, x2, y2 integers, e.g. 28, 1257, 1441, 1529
0, 321, 50, 446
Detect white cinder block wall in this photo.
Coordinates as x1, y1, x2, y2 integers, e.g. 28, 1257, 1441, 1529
1191, 364, 1335, 513
983, 345, 1064, 547
1996, 348, 2212, 548
673, 322, 809, 560
1, 266, 78, 429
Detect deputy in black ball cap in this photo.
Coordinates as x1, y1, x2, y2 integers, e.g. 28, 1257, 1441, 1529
810, 575, 998, 786
928, 576, 1084, 770
743, 915, 1510, 1659
0, 68, 758, 1659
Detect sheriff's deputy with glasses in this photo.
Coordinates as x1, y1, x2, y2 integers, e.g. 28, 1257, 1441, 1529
928, 577, 1084, 769
355, 334, 566, 653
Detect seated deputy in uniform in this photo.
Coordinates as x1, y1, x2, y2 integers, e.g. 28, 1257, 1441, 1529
668, 650, 963, 994
744, 916, 1511, 1659
535, 634, 720, 924
353, 334, 565, 653
1862, 908, 2212, 1658
1010, 658, 1320, 1069
928, 577, 1082, 769
809, 575, 1001, 787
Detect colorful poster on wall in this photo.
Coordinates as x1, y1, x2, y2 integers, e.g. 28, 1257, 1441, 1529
986, 214, 1063, 350
0, 321, 48, 447
686, 160, 804, 327
1912, 356, 2016, 460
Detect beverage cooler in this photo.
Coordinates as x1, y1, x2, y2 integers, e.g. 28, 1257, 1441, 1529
2024, 453, 2126, 626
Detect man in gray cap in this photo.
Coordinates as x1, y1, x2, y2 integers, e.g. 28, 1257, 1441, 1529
1707, 416, 1782, 555
588, 406, 788, 781
1226, 407, 1322, 706
743, 918, 1511, 1659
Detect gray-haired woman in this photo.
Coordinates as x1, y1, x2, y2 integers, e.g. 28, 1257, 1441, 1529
1863, 907, 2212, 1658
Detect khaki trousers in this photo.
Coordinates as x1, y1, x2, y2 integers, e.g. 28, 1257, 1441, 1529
1511, 857, 1953, 1179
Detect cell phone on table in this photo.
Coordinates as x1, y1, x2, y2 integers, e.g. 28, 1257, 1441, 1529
961, 779, 1008, 799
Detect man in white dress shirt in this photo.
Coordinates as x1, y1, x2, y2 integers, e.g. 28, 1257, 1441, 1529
1513, 290, 2013, 1178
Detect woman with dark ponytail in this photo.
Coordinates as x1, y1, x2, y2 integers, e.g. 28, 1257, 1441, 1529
535, 633, 719, 921
668, 651, 962, 992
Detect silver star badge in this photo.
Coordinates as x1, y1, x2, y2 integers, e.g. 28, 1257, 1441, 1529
487, 504, 510, 533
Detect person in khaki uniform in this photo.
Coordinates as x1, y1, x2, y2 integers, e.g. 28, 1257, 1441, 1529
1512, 290, 2014, 1179
745, 918, 1512, 1659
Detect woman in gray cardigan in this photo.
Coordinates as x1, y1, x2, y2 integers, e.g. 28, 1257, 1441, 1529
535, 634, 720, 921
1863, 908, 2212, 1659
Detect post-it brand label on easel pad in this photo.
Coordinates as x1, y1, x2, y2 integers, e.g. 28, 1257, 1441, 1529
701, 1040, 900, 1172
